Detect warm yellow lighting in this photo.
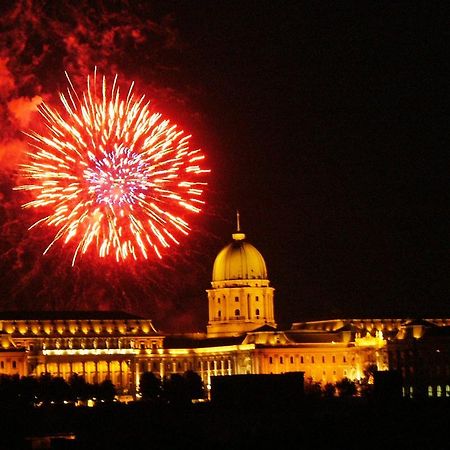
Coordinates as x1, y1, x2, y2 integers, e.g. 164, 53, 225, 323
43, 348, 138, 356
194, 344, 255, 354
355, 330, 385, 348
167, 349, 190, 356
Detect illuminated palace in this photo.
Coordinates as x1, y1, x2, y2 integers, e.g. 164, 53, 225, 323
1, 221, 449, 399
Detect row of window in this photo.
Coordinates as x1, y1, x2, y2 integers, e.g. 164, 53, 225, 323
217, 309, 261, 318
1, 323, 152, 335
428, 385, 450, 398
0, 360, 18, 369
269, 355, 349, 364
32, 338, 158, 351
139, 359, 233, 373
216, 295, 261, 304
395, 364, 450, 378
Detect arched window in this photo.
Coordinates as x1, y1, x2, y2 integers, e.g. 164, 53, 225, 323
218, 310, 222, 318
255, 308, 260, 317
437, 385, 442, 397
12, 361, 17, 369
428, 385, 433, 397
235, 296, 239, 302
280, 356, 284, 364
234, 309, 240, 317
311, 356, 315, 363
300, 356, 304, 364
256, 296, 259, 302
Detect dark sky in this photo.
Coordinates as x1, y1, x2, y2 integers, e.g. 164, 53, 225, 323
0, 1, 448, 332
168, 1, 449, 327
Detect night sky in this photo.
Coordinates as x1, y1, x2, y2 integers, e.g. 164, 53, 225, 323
0, 1, 448, 332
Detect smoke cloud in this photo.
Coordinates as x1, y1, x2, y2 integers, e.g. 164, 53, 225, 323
0, 0, 216, 332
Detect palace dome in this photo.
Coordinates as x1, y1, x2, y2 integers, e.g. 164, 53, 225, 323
212, 229, 268, 282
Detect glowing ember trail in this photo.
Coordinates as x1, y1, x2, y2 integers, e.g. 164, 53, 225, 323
16, 70, 210, 265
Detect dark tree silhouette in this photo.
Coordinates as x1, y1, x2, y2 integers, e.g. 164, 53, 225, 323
336, 377, 357, 397
162, 373, 190, 406
323, 382, 336, 398
94, 379, 116, 402
184, 370, 205, 401
139, 371, 162, 401
69, 373, 89, 403
49, 376, 71, 403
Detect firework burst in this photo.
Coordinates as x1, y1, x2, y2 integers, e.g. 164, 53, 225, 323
16, 70, 209, 265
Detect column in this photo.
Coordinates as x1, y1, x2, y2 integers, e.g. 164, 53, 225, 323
207, 360, 211, 386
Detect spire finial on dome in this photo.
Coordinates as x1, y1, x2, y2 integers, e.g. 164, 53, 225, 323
232, 210, 245, 241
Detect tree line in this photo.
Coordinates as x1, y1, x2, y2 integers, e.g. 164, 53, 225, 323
0, 373, 116, 406
0, 370, 205, 406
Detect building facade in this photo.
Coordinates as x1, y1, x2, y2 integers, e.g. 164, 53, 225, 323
1, 223, 449, 399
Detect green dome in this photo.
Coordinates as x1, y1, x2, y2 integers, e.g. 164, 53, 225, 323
212, 231, 268, 282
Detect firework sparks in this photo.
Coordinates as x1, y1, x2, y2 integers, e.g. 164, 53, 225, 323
16, 70, 209, 265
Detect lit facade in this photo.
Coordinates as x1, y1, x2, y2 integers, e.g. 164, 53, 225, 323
1, 224, 449, 399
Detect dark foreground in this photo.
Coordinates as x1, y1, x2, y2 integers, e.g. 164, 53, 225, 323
1, 397, 449, 450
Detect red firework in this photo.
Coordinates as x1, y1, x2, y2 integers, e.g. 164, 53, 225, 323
16, 70, 209, 264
